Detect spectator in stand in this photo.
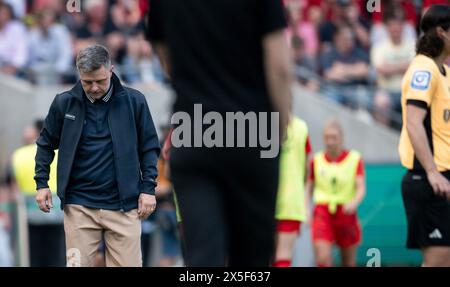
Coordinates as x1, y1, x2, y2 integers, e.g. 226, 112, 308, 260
122, 36, 164, 84
138, 0, 149, 16
3, 0, 25, 19
371, 10, 415, 126
111, 0, 160, 83
111, 0, 146, 37
307, 4, 324, 32
292, 36, 319, 91
27, 8, 73, 85
74, 0, 124, 63
0, 2, 27, 75
32, 0, 56, 11
319, 0, 370, 52
304, 0, 335, 22
285, 0, 319, 57
305, 0, 369, 22
370, 0, 417, 45
320, 25, 370, 104
32, 0, 83, 33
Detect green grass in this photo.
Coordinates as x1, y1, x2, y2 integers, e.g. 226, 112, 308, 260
354, 163, 422, 266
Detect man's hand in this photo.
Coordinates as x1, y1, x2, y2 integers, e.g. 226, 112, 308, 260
138, 193, 157, 220
36, 188, 53, 213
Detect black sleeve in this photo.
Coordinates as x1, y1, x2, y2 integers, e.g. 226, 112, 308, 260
146, 0, 165, 42
406, 99, 428, 110
34, 95, 63, 190
260, 0, 288, 36
137, 94, 161, 196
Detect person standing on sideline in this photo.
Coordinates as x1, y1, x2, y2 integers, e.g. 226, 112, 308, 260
398, 5, 450, 267
11, 120, 65, 267
146, 0, 291, 266
273, 113, 312, 267
305, 120, 366, 267
34, 44, 160, 267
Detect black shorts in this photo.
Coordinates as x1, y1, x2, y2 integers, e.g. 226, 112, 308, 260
401, 171, 450, 249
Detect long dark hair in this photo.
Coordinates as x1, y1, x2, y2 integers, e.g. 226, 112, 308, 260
416, 5, 450, 58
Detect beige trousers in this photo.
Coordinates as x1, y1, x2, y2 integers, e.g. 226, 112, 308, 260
64, 204, 142, 267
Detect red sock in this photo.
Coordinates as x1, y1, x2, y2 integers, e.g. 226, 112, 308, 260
273, 260, 291, 267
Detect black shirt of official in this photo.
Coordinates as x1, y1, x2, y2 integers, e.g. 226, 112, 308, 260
146, 0, 287, 114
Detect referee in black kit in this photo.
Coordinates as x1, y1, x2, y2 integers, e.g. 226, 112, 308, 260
146, 0, 291, 266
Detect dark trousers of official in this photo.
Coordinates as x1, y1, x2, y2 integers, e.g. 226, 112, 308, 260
170, 146, 279, 267
29, 224, 65, 267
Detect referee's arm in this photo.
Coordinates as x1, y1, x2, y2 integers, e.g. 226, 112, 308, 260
406, 101, 450, 197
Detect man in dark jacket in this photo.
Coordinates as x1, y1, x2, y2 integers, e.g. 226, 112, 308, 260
34, 44, 160, 267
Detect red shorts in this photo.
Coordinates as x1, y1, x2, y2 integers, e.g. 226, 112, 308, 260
277, 220, 302, 233
312, 205, 361, 248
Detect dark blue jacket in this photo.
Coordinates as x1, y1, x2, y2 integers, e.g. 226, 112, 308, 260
34, 73, 160, 211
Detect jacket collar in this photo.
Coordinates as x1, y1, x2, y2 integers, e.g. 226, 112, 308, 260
85, 82, 114, 103
71, 72, 126, 101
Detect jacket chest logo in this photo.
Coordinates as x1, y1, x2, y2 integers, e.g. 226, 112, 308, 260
65, 114, 76, 121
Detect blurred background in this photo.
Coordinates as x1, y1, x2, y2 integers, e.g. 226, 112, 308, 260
0, 0, 449, 267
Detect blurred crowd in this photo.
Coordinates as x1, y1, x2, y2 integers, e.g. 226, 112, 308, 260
286, 0, 449, 128
0, 0, 165, 86
1, 0, 450, 128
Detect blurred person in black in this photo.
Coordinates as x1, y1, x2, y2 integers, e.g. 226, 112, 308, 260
146, 0, 291, 266
319, 0, 370, 52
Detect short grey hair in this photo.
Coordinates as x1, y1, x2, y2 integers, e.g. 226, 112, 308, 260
76, 44, 111, 73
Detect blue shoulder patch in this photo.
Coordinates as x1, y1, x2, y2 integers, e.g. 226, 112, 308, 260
411, 71, 431, 90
